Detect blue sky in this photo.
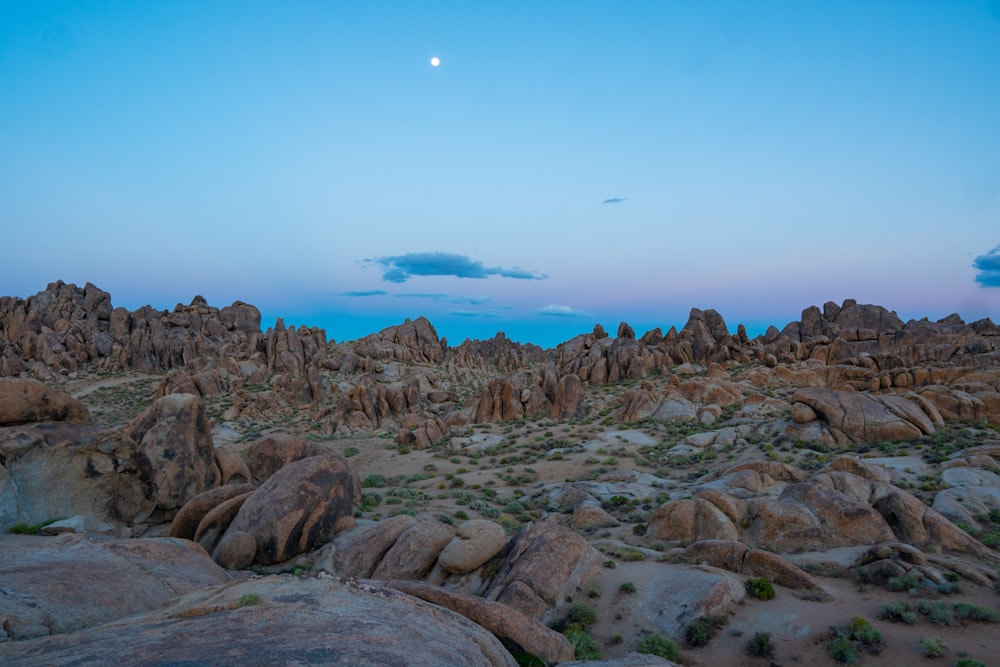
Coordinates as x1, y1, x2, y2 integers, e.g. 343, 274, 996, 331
2, 1, 999, 348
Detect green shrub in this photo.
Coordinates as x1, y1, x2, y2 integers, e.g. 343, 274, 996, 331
828, 637, 858, 664
746, 631, 773, 657
919, 600, 958, 626
343, 446, 360, 457
878, 601, 918, 624
746, 577, 775, 600
237, 592, 261, 607
886, 571, 923, 593
566, 603, 597, 628
8, 518, 62, 535
919, 637, 948, 657
684, 617, 712, 647
955, 659, 986, 667
636, 634, 679, 661
953, 603, 998, 622
619, 582, 637, 593
564, 627, 600, 660
361, 474, 385, 487
512, 652, 546, 667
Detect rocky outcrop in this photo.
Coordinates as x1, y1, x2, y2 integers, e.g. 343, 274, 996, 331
791, 387, 936, 444
224, 453, 360, 565
240, 435, 334, 483
123, 393, 221, 512
437, 519, 508, 575
0, 576, 518, 667
676, 540, 829, 599
327, 515, 420, 579
0, 534, 229, 642
0, 423, 156, 535
646, 498, 739, 544
371, 520, 455, 580
168, 484, 256, 540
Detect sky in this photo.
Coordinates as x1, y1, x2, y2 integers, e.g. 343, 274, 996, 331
2, 1, 999, 348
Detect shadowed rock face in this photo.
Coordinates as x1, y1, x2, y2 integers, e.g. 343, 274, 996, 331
0, 576, 518, 667
0, 378, 91, 426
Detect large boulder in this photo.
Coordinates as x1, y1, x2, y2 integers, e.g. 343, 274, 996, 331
791, 388, 935, 443
371, 520, 455, 580
388, 580, 575, 664
0, 378, 91, 426
123, 393, 221, 512
641, 565, 745, 639
0, 534, 229, 642
0, 424, 156, 534
327, 515, 419, 578
0, 577, 517, 667
485, 521, 600, 621
240, 435, 333, 484
168, 484, 256, 540
646, 498, 739, 544
437, 519, 508, 575
225, 453, 360, 565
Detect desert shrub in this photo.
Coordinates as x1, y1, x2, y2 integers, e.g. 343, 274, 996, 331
566, 603, 597, 628
887, 571, 923, 593
919, 637, 948, 657
512, 652, 546, 666
361, 474, 385, 487
952, 603, 998, 622
746, 631, 773, 657
237, 592, 261, 607
955, 659, 986, 667
684, 618, 712, 647
745, 577, 775, 600
564, 627, 600, 660
828, 637, 858, 664
359, 492, 382, 512
8, 518, 61, 535
619, 582, 637, 593
343, 446, 360, 457
919, 600, 958, 626
850, 617, 883, 652
636, 634, 679, 661
878, 601, 918, 624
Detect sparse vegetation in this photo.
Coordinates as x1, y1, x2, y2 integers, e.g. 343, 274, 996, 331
636, 634, 679, 661
745, 577, 775, 600
746, 631, 773, 657
237, 592, 261, 607
919, 636, 948, 657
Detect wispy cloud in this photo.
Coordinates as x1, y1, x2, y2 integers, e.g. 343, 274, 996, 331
340, 290, 388, 297
449, 306, 511, 318
393, 292, 493, 305
602, 197, 627, 205
973, 245, 1000, 287
536, 304, 593, 318
368, 251, 547, 283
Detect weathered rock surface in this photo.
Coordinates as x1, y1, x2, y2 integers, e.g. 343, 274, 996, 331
791, 387, 935, 443
123, 393, 221, 512
0, 378, 91, 426
437, 519, 508, 575
372, 520, 455, 580
224, 453, 360, 565
0, 423, 156, 534
326, 515, 419, 579
168, 483, 256, 540
640, 565, 745, 639
388, 580, 575, 664
0, 534, 229, 642
241, 435, 334, 483
0, 576, 517, 667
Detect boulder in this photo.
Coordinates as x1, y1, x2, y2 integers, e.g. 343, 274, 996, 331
388, 580, 574, 664
194, 492, 254, 554
0, 534, 229, 642
485, 521, 600, 621
212, 529, 257, 570
225, 453, 360, 565
641, 565, 745, 639
437, 520, 508, 575
0, 424, 156, 534
123, 393, 220, 512
0, 378, 91, 426
372, 520, 455, 580
0, 577, 517, 667
646, 498, 739, 543
329, 515, 419, 578
792, 387, 934, 443
240, 435, 333, 483
168, 484, 256, 540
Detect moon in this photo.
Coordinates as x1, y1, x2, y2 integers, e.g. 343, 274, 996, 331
430, 57, 440, 67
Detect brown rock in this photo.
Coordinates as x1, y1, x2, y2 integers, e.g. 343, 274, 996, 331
194, 492, 254, 554
123, 393, 220, 511
0, 378, 91, 426
214, 449, 252, 485
372, 520, 455, 580
571, 505, 621, 530
240, 435, 333, 484
168, 484, 255, 540
792, 387, 935, 443
388, 580, 574, 664
437, 520, 508, 575
226, 453, 360, 565
646, 498, 739, 543
332, 515, 419, 578
211, 529, 257, 569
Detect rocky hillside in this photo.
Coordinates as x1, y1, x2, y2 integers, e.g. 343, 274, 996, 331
1, 281, 999, 666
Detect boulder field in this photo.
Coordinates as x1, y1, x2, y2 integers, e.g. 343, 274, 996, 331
2, 281, 999, 665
